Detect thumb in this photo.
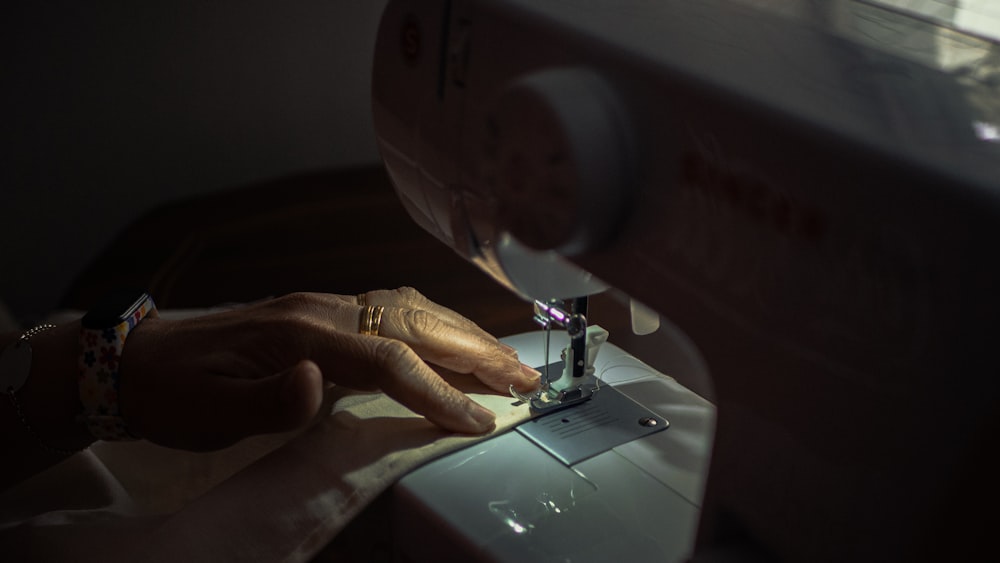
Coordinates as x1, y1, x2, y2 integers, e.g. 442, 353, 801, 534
198, 360, 325, 448
268, 360, 324, 432
253, 359, 326, 435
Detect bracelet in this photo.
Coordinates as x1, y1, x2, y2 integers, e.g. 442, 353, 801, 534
1, 324, 79, 455
79, 292, 157, 440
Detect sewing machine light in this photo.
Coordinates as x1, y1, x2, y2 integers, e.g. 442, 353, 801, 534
973, 121, 1000, 143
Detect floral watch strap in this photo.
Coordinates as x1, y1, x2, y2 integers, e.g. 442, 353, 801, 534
78, 295, 157, 440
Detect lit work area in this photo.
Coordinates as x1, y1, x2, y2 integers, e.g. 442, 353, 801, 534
2, 1, 999, 561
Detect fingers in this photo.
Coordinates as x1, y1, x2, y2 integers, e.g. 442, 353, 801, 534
312, 333, 496, 434
377, 307, 540, 394
319, 290, 540, 393
349, 288, 541, 393
240, 290, 533, 433
357, 287, 495, 342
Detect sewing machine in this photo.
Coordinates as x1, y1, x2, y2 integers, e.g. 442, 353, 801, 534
372, 0, 1000, 560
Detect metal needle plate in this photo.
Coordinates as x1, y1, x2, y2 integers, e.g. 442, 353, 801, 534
515, 383, 669, 466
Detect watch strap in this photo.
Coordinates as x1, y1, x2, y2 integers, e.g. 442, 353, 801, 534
78, 294, 157, 440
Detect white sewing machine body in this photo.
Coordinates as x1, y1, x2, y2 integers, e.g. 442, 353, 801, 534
394, 330, 713, 562
372, 0, 1000, 560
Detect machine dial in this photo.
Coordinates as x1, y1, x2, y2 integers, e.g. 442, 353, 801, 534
481, 67, 635, 255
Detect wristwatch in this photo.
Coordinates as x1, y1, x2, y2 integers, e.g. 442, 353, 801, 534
78, 290, 158, 440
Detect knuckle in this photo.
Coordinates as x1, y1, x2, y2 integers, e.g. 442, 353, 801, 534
254, 293, 335, 339
403, 308, 442, 336
394, 286, 426, 307
274, 292, 320, 312
371, 338, 415, 372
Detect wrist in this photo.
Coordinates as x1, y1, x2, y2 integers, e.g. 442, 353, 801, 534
79, 290, 158, 440
114, 315, 164, 440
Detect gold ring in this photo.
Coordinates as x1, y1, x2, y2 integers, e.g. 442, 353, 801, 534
357, 293, 367, 306
359, 305, 385, 336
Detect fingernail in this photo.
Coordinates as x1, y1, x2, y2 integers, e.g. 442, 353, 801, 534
467, 403, 496, 432
521, 363, 542, 381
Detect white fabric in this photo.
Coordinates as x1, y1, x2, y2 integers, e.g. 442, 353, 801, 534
1, 376, 530, 561
0, 449, 163, 561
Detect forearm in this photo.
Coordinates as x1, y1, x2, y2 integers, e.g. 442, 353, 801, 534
1, 321, 96, 490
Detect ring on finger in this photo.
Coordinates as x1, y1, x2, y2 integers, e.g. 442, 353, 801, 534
357, 293, 367, 306
359, 305, 385, 336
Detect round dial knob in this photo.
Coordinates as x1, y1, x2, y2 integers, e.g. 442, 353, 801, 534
481, 67, 635, 254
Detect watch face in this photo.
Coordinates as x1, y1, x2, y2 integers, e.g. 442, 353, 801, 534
81, 290, 152, 329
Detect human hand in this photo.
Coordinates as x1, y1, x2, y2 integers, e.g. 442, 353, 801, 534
118, 288, 540, 450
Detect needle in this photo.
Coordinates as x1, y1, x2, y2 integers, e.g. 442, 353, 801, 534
542, 321, 551, 392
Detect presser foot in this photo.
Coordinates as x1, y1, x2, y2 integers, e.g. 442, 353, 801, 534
510, 376, 600, 415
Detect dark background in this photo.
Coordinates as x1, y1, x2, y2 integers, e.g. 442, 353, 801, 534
2, 1, 390, 324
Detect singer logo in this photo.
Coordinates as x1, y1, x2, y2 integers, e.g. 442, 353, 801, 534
679, 152, 825, 243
